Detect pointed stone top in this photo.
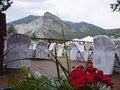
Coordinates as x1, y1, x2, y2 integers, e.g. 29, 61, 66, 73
44, 12, 56, 17
43, 12, 61, 21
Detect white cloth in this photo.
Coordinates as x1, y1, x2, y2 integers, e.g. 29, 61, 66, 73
57, 44, 64, 57
75, 43, 86, 61
30, 41, 37, 57
114, 45, 120, 73
69, 43, 78, 61
5, 33, 31, 68
113, 38, 120, 45
84, 42, 91, 51
49, 43, 56, 51
92, 35, 115, 75
84, 42, 93, 61
35, 41, 48, 59
48, 43, 56, 56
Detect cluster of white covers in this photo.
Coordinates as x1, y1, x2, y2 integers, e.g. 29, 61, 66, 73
4, 33, 120, 75
69, 42, 92, 61
70, 35, 120, 75
4, 33, 65, 69
65, 36, 93, 62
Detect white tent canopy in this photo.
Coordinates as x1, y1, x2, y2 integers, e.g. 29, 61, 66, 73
72, 38, 81, 41
112, 38, 120, 44
80, 36, 93, 42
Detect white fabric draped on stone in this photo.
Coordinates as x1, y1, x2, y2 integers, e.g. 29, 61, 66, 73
69, 43, 78, 61
75, 43, 85, 61
92, 35, 115, 75
48, 43, 56, 56
5, 33, 31, 69
57, 44, 64, 57
35, 41, 48, 59
84, 42, 93, 61
114, 45, 120, 73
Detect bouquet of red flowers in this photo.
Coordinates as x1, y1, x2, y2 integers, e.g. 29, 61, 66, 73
69, 60, 113, 90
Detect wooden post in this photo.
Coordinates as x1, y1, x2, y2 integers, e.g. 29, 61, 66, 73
0, 13, 6, 73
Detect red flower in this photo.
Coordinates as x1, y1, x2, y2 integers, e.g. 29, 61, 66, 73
69, 60, 113, 89
87, 65, 97, 73
106, 81, 114, 87
69, 68, 87, 88
87, 73, 95, 83
103, 75, 111, 81
76, 65, 84, 71
103, 75, 114, 87
95, 70, 103, 82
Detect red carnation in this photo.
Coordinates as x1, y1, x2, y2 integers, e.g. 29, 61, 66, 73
76, 65, 84, 71
69, 68, 87, 88
103, 75, 111, 81
87, 65, 97, 73
68, 60, 113, 89
87, 73, 95, 83
103, 75, 114, 87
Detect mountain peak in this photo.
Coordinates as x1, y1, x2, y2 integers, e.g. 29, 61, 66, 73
43, 12, 61, 21
44, 12, 53, 16
44, 12, 54, 18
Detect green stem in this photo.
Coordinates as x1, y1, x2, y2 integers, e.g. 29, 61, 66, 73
61, 25, 71, 73
54, 46, 61, 82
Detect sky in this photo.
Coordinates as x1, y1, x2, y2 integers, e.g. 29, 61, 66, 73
5, 0, 120, 29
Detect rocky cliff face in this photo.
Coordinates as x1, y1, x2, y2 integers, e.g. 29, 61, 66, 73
14, 12, 75, 38
15, 18, 45, 38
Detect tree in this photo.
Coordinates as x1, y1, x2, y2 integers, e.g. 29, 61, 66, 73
30, 32, 37, 40
110, 0, 120, 12
0, 0, 13, 13
7, 24, 17, 34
